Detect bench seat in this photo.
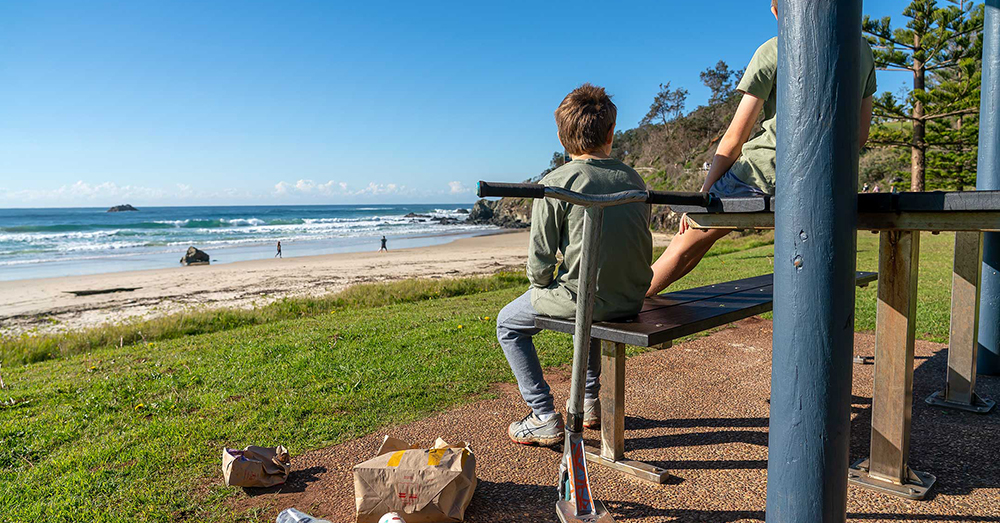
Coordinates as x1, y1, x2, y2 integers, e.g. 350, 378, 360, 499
532, 270, 877, 484
535, 271, 877, 347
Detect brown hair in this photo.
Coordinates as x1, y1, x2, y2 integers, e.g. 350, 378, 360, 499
554, 84, 617, 155
771, 0, 777, 8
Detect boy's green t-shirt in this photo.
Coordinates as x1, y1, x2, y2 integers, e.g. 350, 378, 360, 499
527, 158, 653, 321
729, 37, 879, 193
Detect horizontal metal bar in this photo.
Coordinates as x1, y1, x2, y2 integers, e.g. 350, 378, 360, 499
687, 211, 1000, 232
544, 187, 649, 207
669, 196, 771, 214
677, 190, 1000, 215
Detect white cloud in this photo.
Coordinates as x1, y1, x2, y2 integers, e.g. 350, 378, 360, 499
0, 180, 167, 204
273, 181, 292, 195
353, 182, 405, 196
272, 179, 353, 197
448, 181, 471, 194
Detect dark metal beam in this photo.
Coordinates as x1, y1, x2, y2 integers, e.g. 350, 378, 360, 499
766, 0, 861, 521
978, 0, 1000, 375
672, 190, 1000, 215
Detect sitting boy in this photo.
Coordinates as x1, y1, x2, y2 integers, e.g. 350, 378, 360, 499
496, 84, 653, 446
646, 0, 877, 296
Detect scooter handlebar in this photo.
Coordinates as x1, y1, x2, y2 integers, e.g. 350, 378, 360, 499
477, 181, 546, 199
477, 180, 714, 208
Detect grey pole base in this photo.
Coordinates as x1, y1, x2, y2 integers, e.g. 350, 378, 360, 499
925, 390, 996, 414
848, 459, 936, 500
556, 499, 615, 523
583, 444, 671, 484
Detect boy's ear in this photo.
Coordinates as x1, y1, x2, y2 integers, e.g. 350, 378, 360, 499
605, 125, 615, 145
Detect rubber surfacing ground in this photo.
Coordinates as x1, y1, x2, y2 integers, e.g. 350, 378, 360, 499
231, 318, 1000, 522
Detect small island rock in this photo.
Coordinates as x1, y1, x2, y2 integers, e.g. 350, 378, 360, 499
180, 246, 210, 266
107, 204, 138, 212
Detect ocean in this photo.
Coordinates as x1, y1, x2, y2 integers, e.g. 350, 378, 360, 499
0, 204, 493, 282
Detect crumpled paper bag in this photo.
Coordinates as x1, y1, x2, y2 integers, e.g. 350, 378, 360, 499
222, 445, 290, 487
354, 436, 477, 523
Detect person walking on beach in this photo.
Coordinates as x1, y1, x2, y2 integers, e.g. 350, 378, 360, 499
379, 236, 388, 252
275, 241, 282, 258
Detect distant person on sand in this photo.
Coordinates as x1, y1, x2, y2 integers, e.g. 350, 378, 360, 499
379, 235, 388, 252
275, 241, 282, 258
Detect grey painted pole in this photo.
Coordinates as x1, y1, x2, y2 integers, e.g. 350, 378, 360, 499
766, 0, 861, 521
978, 0, 1000, 376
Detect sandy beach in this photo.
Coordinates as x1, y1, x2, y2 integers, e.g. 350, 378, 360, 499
0, 230, 675, 336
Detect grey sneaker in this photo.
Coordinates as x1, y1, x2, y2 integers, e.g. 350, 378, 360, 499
566, 398, 602, 429
583, 398, 601, 429
508, 412, 564, 446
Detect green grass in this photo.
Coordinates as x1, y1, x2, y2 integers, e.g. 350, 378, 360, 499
1, 272, 529, 366
0, 232, 959, 521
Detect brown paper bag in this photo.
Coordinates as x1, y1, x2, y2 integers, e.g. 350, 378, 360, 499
222, 445, 290, 487
353, 436, 477, 523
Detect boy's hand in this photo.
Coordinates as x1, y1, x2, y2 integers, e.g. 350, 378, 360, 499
677, 213, 690, 235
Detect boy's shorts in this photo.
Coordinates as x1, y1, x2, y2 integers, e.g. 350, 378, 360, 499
709, 170, 770, 198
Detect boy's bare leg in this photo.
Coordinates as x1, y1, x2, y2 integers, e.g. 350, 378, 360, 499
647, 227, 731, 296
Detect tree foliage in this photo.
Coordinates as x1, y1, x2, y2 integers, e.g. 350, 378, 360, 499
700, 61, 743, 105
864, 0, 984, 190
640, 82, 689, 126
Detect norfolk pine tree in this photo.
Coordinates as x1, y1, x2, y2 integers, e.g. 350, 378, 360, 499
863, 0, 984, 191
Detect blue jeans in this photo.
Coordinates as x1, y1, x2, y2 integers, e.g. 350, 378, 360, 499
496, 290, 601, 417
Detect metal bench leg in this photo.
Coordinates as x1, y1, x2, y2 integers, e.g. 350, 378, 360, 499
583, 341, 670, 484
849, 231, 936, 499
926, 231, 996, 413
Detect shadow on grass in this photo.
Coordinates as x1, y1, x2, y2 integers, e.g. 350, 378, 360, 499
242, 465, 327, 496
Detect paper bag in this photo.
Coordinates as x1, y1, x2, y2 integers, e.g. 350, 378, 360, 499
353, 436, 477, 523
222, 445, 290, 487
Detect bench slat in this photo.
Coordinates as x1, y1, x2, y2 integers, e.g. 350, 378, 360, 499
640, 273, 773, 312
535, 271, 876, 347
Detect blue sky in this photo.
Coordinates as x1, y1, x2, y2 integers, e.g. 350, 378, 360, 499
0, 0, 913, 208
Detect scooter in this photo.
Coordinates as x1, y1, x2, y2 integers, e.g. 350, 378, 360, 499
477, 181, 711, 523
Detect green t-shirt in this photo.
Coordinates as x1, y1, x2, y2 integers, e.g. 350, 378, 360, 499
528, 158, 653, 321
729, 37, 878, 193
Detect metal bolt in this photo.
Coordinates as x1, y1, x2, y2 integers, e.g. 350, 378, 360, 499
793, 255, 804, 269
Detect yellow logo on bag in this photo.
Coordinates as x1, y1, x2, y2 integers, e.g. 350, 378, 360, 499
387, 450, 406, 467
427, 448, 446, 466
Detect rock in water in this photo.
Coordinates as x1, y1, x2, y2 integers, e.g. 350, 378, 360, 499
107, 204, 138, 212
180, 246, 210, 266
467, 198, 531, 228
467, 200, 495, 223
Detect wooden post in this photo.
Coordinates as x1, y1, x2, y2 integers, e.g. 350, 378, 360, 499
583, 341, 669, 484
926, 232, 996, 413
849, 231, 935, 499
600, 341, 625, 461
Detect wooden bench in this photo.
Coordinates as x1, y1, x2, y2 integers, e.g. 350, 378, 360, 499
677, 190, 1000, 499
535, 270, 878, 484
